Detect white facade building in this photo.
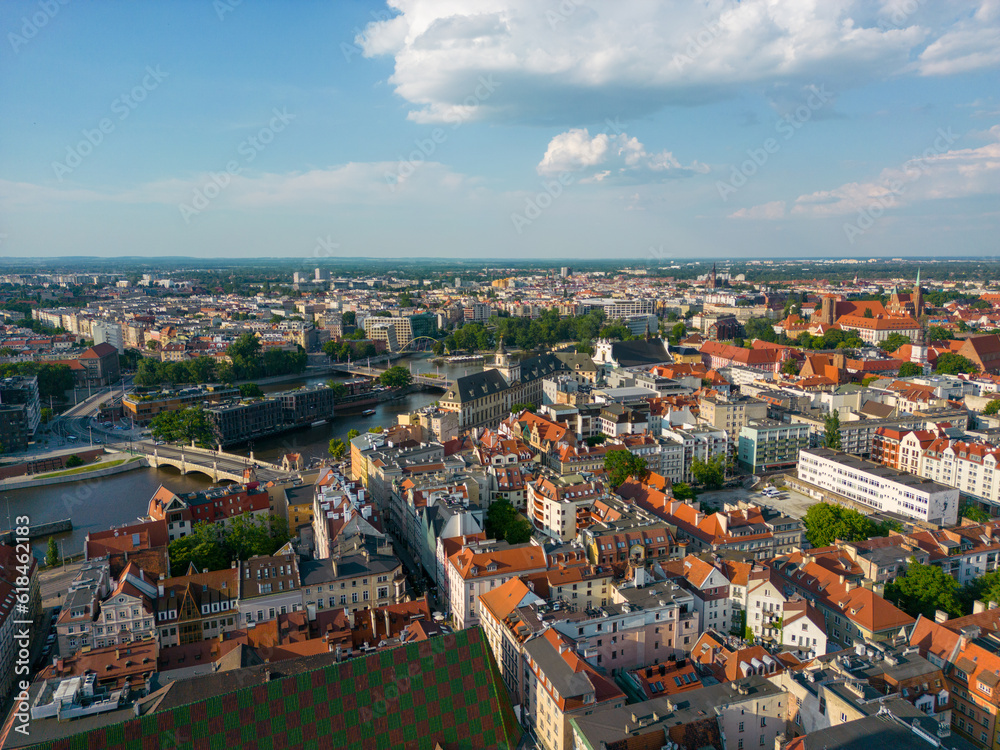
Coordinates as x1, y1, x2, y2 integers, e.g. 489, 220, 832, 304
797, 448, 958, 526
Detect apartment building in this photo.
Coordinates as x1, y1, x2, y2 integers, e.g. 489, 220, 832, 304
527, 475, 609, 543
91, 564, 158, 649
155, 566, 240, 647
737, 419, 810, 474
239, 547, 302, 627
146, 482, 271, 541
447, 543, 548, 629
698, 393, 768, 444
123, 384, 241, 422
300, 536, 405, 617
798, 448, 960, 526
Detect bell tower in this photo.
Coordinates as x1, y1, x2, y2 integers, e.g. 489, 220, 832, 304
493, 337, 519, 384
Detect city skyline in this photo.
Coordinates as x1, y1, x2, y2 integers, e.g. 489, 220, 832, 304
1, 0, 999, 260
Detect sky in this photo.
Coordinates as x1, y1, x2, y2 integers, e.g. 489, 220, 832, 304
1, 0, 998, 262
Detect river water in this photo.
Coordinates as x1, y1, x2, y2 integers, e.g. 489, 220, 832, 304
4, 355, 483, 558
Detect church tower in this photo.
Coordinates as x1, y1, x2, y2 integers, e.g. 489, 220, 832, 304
710, 263, 717, 290
913, 268, 923, 318
493, 337, 519, 385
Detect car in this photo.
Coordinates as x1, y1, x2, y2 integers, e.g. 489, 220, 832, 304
67, 435, 78, 441
93, 439, 102, 444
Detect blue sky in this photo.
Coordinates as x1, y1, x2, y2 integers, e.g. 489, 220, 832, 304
1, 0, 998, 260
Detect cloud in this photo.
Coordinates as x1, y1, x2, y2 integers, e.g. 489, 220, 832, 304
357, 0, 1000, 124
729, 201, 787, 220
0, 162, 482, 212
536, 128, 707, 182
731, 125, 1000, 219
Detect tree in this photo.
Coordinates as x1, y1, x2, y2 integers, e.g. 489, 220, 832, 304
168, 515, 290, 576
347, 429, 361, 440
824, 410, 842, 450
671, 482, 697, 501
984, 399, 1000, 416
150, 407, 216, 447
802, 503, 892, 547
325, 381, 348, 399
65, 455, 84, 468
239, 383, 264, 398
342, 311, 356, 326
378, 365, 413, 388
511, 402, 536, 413
781, 358, 799, 376
368, 426, 384, 434
936, 352, 978, 375
863, 307, 874, 318
897, 362, 922, 377
119, 348, 143, 371
40, 407, 53, 424
668, 322, 687, 345
45, 537, 59, 567
927, 326, 951, 343
485, 499, 533, 544
878, 333, 910, 353
328, 438, 347, 459
961, 501, 991, 523
604, 449, 648, 487
886, 559, 964, 619
861, 375, 880, 387
691, 455, 725, 489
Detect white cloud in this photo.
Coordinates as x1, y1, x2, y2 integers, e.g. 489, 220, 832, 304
358, 0, 1000, 124
0, 162, 482, 212
732, 125, 1000, 219
729, 201, 787, 220
536, 128, 707, 181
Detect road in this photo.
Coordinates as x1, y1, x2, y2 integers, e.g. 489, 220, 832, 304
40, 560, 83, 608
132, 441, 292, 482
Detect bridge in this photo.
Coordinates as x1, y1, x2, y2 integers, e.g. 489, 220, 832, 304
129, 442, 299, 483
331, 363, 454, 391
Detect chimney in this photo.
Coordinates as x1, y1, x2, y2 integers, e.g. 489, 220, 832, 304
935, 609, 950, 623
991, 601, 999, 611
973, 600, 987, 615
158, 583, 164, 597
115, 649, 121, 661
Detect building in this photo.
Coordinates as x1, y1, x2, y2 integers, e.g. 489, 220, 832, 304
238, 546, 302, 627
155, 567, 240, 647
0, 375, 40, 437
738, 419, 811, 474
300, 536, 405, 617
577, 297, 655, 318
77, 342, 121, 386
205, 398, 283, 446
146, 482, 271, 541
699, 393, 768, 444
91, 320, 125, 354
123, 384, 241, 422
447, 543, 548, 629
798, 448, 959, 526
523, 628, 625, 750
527, 475, 610, 542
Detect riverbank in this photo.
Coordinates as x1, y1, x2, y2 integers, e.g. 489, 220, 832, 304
0, 455, 147, 490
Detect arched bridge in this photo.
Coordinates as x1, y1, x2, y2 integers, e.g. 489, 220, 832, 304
131, 443, 298, 483
330, 363, 453, 390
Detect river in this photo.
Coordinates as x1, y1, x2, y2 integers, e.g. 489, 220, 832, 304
3, 354, 483, 558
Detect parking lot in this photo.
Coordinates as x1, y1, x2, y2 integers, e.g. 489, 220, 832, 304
695, 484, 816, 520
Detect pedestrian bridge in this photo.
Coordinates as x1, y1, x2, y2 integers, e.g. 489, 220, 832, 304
133, 443, 298, 483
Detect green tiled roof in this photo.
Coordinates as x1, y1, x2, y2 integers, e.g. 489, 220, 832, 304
39, 627, 520, 750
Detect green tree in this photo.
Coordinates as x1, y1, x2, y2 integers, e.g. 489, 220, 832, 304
511, 402, 537, 413
878, 333, 910, 353
668, 322, 687, 345
604, 449, 648, 487
150, 407, 216, 447
886, 559, 964, 619
347, 429, 361, 440
935, 353, 977, 375
239, 383, 265, 398
64, 455, 84, 468
897, 362, 923, 377
368, 426, 384, 434
40, 407, 53, 424
485, 499, 533, 544
863, 307, 874, 318
119, 348, 143, 371
927, 326, 951, 342
691, 455, 725, 489
861, 375, 880, 387
671, 482, 697, 501
961, 501, 991, 523
342, 311, 356, 326
984, 399, 1000, 416
378, 365, 413, 388
45, 536, 59, 567
328, 438, 347, 459
781, 358, 799, 376
802, 503, 892, 547
824, 410, 842, 450
325, 381, 348, 399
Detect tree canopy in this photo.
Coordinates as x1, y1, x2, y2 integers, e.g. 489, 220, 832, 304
485, 499, 533, 544
984, 399, 1000, 416
328, 438, 347, 459
824, 411, 842, 450
878, 333, 910, 353
935, 352, 977, 375
150, 407, 216, 447
604, 449, 649, 487
802, 503, 894, 547
885, 559, 965, 619
378, 365, 413, 388
691, 455, 725, 489
897, 362, 922, 378
168, 515, 290, 577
